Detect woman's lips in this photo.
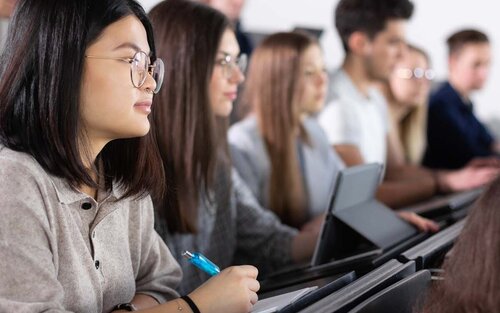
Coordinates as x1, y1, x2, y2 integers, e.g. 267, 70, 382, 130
224, 92, 238, 101
134, 100, 152, 114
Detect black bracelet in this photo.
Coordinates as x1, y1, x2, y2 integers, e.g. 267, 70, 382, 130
181, 295, 201, 313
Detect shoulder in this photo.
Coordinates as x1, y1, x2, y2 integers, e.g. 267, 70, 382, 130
429, 82, 455, 106
304, 117, 329, 142
0, 146, 57, 231
0, 145, 51, 189
228, 116, 261, 148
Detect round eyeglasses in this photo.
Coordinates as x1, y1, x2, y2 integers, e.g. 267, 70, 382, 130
86, 51, 165, 94
395, 67, 435, 81
215, 53, 247, 79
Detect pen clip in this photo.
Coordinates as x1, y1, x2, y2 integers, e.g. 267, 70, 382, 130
182, 250, 194, 259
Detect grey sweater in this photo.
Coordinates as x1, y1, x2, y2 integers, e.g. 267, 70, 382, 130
156, 167, 298, 295
0, 145, 181, 313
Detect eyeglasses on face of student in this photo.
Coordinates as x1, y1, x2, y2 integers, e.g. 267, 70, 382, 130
86, 51, 165, 94
215, 53, 247, 80
395, 67, 435, 81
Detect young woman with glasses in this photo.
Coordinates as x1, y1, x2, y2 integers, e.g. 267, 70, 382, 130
0, 0, 260, 312
149, 0, 320, 296
378, 44, 500, 198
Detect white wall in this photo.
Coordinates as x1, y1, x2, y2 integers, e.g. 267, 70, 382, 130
139, 0, 499, 126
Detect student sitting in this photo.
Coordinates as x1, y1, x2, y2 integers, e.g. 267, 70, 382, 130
149, 0, 320, 296
424, 29, 499, 169
229, 32, 344, 228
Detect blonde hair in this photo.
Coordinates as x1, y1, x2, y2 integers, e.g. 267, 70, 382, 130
397, 44, 430, 165
399, 101, 427, 164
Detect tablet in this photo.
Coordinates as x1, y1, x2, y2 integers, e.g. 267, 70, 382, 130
311, 163, 417, 266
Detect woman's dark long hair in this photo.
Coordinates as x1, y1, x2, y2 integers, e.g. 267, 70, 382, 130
421, 178, 500, 312
149, 0, 230, 233
242, 32, 316, 227
0, 0, 165, 199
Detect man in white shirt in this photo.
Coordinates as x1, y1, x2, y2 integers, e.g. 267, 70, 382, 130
319, 0, 499, 209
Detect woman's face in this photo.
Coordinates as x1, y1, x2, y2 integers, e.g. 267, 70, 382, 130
390, 50, 432, 108
209, 28, 245, 117
80, 15, 157, 145
299, 44, 328, 115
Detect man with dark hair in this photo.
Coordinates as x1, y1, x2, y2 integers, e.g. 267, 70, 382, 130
319, 0, 498, 208
424, 29, 498, 169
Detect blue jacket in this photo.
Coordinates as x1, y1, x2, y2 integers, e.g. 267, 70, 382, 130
423, 82, 495, 169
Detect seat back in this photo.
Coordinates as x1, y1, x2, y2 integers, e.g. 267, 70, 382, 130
348, 270, 431, 313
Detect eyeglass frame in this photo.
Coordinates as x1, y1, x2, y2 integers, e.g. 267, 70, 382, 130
85, 50, 164, 94
395, 67, 436, 81
214, 52, 247, 79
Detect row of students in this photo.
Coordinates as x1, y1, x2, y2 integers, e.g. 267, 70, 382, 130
317, 0, 499, 209
0, 0, 377, 312
0, 1, 496, 313
228, 32, 436, 231
149, 0, 435, 296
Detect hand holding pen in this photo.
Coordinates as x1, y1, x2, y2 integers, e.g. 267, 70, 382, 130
186, 262, 261, 313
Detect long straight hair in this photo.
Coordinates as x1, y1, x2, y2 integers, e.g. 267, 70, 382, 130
390, 44, 430, 165
149, 0, 230, 233
421, 178, 500, 312
0, 0, 164, 199
242, 32, 316, 227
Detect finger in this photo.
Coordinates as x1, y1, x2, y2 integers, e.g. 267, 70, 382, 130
246, 278, 260, 292
235, 265, 259, 278
413, 219, 427, 232
424, 220, 440, 233
401, 212, 427, 232
249, 291, 258, 305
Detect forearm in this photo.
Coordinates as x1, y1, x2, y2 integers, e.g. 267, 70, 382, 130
290, 229, 319, 263
385, 164, 433, 181
131, 294, 160, 310
376, 176, 436, 209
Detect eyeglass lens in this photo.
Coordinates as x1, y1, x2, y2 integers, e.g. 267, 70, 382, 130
131, 51, 165, 94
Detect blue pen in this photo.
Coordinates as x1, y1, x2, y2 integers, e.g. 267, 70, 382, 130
182, 250, 221, 276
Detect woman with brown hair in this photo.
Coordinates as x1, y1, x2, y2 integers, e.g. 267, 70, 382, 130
229, 32, 342, 227
149, 0, 320, 297
420, 177, 500, 312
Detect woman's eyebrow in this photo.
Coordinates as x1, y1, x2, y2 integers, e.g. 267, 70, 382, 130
113, 42, 151, 56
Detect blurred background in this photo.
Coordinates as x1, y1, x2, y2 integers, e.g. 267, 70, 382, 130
142, 0, 499, 133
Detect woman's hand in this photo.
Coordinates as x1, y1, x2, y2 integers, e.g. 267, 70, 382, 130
437, 165, 499, 193
189, 265, 260, 313
397, 211, 439, 233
